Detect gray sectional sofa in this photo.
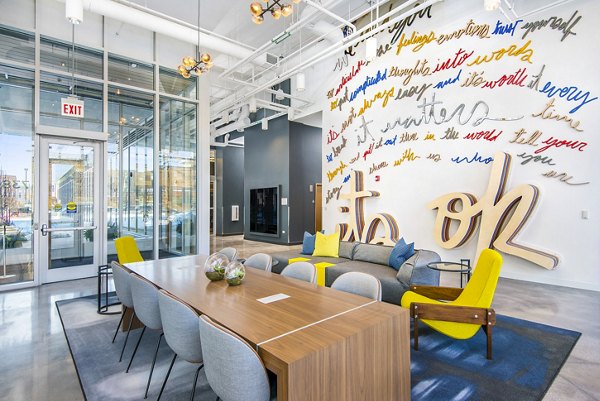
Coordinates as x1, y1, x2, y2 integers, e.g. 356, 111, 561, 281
270, 241, 441, 304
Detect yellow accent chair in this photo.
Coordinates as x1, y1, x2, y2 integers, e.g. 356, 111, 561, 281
114, 236, 144, 264
400, 248, 503, 359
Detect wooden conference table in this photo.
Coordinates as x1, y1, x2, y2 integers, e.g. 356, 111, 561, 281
126, 255, 410, 401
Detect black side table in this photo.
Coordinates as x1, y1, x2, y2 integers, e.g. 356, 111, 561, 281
427, 259, 472, 288
97, 264, 121, 315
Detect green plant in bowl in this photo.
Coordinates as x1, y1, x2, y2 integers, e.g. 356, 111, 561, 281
225, 261, 246, 286
204, 252, 230, 281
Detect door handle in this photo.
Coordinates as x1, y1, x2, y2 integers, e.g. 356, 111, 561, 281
41, 225, 97, 236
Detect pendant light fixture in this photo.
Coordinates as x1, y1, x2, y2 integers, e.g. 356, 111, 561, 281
250, 0, 300, 24
365, 1, 378, 61
65, 0, 83, 25
178, 0, 213, 78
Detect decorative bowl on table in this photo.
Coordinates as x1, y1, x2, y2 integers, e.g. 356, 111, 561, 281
204, 253, 229, 281
225, 261, 246, 286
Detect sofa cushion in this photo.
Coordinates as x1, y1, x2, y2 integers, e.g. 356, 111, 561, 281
338, 241, 357, 260
270, 250, 347, 274
389, 239, 415, 270
325, 261, 405, 304
396, 249, 441, 287
313, 232, 340, 257
301, 232, 317, 255
353, 243, 393, 265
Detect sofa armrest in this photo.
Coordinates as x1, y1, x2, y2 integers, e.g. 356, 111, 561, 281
396, 249, 441, 288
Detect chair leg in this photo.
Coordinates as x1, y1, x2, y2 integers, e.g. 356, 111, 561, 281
119, 311, 136, 362
413, 317, 419, 351
112, 306, 127, 343
157, 354, 177, 401
189, 363, 204, 401
126, 326, 147, 373
484, 324, 493, 360
144, 333, 163, 399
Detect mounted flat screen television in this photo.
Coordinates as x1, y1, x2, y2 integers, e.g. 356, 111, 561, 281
249, 187, 279, 235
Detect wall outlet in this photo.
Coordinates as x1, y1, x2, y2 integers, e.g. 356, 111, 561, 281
309, 184, 313, 192
581, 210, 589, 220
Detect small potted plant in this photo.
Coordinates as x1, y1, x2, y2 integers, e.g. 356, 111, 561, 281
225, 261, 246, 286
204, 252, 229, 281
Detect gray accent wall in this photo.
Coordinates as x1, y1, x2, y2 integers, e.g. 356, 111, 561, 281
243, 116, 291, 244
215, 146, 244, 235
242, 116, 322, 245
289, 121, 322, 243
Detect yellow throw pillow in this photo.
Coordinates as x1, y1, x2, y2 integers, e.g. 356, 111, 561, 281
312, 232, 340, 257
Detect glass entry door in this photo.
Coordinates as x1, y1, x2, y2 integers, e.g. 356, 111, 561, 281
38, 136, 102, 283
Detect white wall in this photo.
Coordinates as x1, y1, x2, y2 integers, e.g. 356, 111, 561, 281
321, 0, 600, 291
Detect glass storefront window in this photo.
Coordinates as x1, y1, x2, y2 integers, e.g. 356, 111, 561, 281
159, 67, 197, 99
40, 36, 103, 80
0, 26, 35, 64
108, 87, 154, 261
108, 55, 154, 91
159, 98, 197, 257
39, 72, 103, 131
0, 64, 34, 286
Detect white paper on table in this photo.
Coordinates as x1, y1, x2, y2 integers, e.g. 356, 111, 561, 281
257, 293, 290, 304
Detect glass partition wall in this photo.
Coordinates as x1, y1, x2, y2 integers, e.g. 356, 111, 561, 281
0, 25, 201, 288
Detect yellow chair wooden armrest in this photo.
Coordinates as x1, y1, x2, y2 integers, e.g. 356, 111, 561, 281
409, 285, 463, 301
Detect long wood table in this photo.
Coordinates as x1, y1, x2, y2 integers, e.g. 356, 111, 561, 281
126, 255, 410, 401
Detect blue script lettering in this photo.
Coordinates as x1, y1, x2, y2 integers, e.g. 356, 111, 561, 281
539, 81, 597, 113
451, 152, 494, 164
434, 69, 462, 89
326, 153, 333, 162
349, 69, 388, 102
384, 135, 397, 146
492, 19, 523, 36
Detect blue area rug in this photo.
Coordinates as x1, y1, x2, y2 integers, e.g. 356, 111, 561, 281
411, 315, 580, 401
56, 296, 217, 401
57, 296, 579, 401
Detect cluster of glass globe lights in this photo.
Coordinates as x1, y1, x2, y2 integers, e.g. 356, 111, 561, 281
250, 0, 301, 24
177, 52, 213, 79
204, 252, 246, 286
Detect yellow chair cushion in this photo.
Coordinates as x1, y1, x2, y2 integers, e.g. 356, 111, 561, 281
401, 290, 481, 340
114, 236, 144, 264
312, 232, 340, 257
288, 257, 310, 264
400, 249, 503, 341
314, 262, 335, 286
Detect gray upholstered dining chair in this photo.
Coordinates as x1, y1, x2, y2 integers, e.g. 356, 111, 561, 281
331, 272, 382, 301
243, 253, 273, 272
218, 247, 238, 262
111, 262, 137, 362
157, 289, 204, 401
128, 273, 167, 399
199, 315, 275, 401
280, 261, 317, 284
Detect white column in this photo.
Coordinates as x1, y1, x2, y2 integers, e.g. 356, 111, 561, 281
197, 74, 210, 255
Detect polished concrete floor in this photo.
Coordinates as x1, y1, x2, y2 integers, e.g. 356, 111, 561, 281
0, 236, 599, 401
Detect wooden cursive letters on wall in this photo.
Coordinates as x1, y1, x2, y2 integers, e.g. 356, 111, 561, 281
428, 152, 560, 269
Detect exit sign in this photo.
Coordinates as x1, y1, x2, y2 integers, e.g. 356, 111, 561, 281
61, 97, 85, 118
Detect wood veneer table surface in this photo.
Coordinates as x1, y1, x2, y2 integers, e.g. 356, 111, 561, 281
126, 255, 373, 345
126, 255, 411, 401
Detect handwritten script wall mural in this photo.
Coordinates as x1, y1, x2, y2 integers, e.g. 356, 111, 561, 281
321, 1, 598, 273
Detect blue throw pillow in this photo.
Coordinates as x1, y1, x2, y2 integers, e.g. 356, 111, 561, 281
301, 231, 317, 255
389, 238, 415, 270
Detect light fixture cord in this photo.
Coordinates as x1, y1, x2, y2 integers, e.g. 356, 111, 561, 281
197, 0, 201, 60
71, 24, 76, 96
